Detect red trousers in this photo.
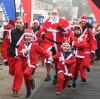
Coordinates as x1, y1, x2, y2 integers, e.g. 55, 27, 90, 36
80, 63, 86, 80
73, 58, 85, 80
23, 66, 34, 90
56, 72, 70, 91
8, 57, 23, 92
22, 60, 35, 91
79, 53, 91, 80
84, 53, 91, 68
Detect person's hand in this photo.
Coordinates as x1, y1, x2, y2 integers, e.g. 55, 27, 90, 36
41, 33, 45, 40
90, 52, 95, 64
21, 49, 28, 56
91, 52, 95, 57
78, 38, 83, 42
4, 60, 8, 65
57, 26, 66, 33
62, 61, 65, 65
48, 57, 53, 62
59, 57, 63, 62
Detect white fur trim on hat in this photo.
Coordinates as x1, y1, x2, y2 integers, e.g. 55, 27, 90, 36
80, 19, 88, 22
33, 20, 39, 25
73, 24, 82, 29
73, 24, 82, 32
24, 32, 32, 35
51, 9, 59, 15
61, 42, 71, 52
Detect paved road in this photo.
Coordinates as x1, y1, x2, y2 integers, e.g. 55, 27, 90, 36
0, 64, 46, 99
0, 60, 100, 99
32, 62, 100, 99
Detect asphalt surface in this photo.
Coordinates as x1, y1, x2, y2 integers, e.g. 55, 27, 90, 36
0, 64, 47, 99
0, 60, 100, 99
32, 61, 100, 99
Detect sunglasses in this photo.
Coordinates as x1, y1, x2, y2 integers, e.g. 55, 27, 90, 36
51, 13, 58, 15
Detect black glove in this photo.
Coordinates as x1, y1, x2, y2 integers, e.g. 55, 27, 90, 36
90, 52, 95, 64
41, 34, 45, 40
4, 61, 8, 66
91, 52, 95, 57
57, 26, 66, 33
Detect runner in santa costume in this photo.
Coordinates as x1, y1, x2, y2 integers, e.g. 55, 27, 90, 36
3, 19, 15, 40
48, 42, 76, 95
18, 29, 51, 98
31, 20, 40, 34
2, 20, 15, 66
2, 16, 25, 97
95, 25, 100, 60
32, 20, 45, 65
40, 9, 69, 82
69, 23, 87, 87
79, 16, 96, 82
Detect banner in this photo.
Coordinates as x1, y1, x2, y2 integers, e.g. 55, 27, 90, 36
88, 17, 93, 24
38, 16, 45, 25
22, 0, 31, 28
88, 0, 100, 25
0, 0, 16, 21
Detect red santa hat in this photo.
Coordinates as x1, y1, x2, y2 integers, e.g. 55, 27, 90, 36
33, 20, 40, 26
69, 21, 77, 29
71, 21, 77, 26
24, 29, 33, 36
80, 15, 88, 22
72, 23, 82, 31
16, 16, 25, 25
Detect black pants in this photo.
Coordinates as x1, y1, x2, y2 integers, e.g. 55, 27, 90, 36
95, 49, 100, 60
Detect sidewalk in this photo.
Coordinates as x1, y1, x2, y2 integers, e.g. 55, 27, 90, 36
0, 64, 46, 99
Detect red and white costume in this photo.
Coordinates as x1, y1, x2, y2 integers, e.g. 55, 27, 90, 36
2, 17, 25, 92
52, 48, 76, 91
79, 16, 96, 80
69, 24, 87, 80
40, 9, 69, 52
2, 28, 24, 92
83, 29, 96, 67
18, 31, 51, 91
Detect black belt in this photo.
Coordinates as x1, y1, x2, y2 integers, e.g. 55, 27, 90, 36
45, 37, 62, 45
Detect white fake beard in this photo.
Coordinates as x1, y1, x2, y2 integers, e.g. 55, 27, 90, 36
51, 16, 59, 23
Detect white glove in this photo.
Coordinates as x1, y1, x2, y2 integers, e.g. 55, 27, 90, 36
62, 61, 65, 65
59, 57, 63, 62
78, 38, 83, 42
21, 49, 28, 56
48, 57, 53, 62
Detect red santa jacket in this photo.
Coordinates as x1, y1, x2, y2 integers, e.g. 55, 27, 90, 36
70, 33, 86, 58
52, 52, 76, 76
2, 28, 24, 61
18, 41, 51, 68
82, 28, 96, 54
35, 29, 44, 46
2, 31, 10, 61
3, 20, 15, 40
40, 17, 69, 52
